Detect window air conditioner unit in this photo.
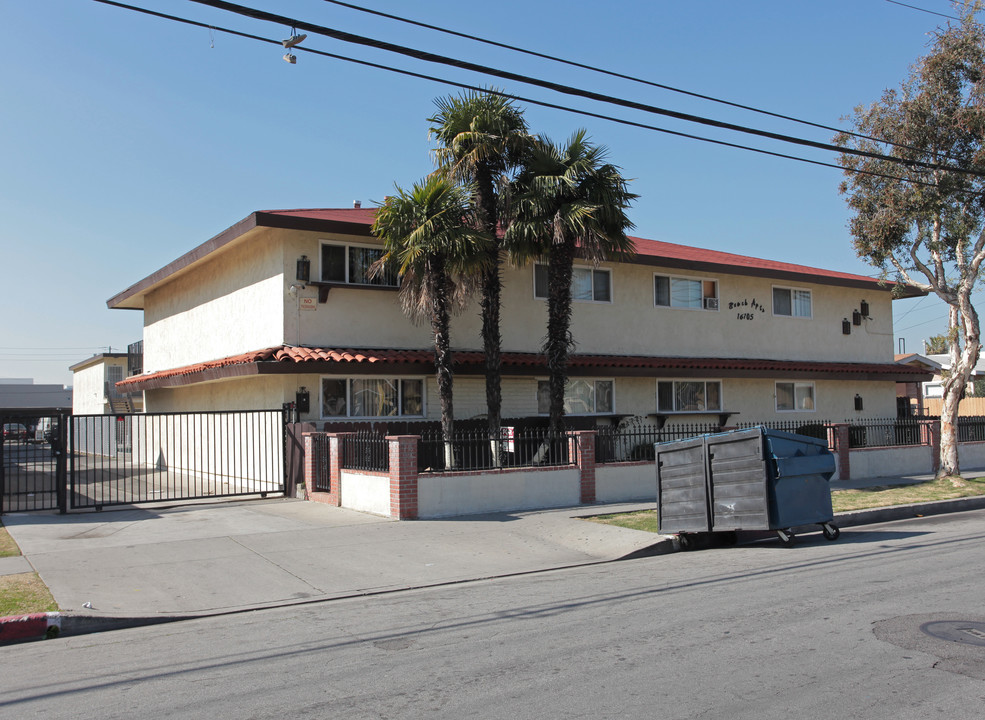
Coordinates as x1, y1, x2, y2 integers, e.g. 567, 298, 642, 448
704, 297, 720, 310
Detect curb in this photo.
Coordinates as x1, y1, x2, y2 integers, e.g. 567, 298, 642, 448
0, 612, 61, 644
4, 495, 984, 645
833, 494, 985, 527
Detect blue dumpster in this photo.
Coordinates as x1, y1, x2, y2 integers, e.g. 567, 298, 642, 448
656, 426, 839, 547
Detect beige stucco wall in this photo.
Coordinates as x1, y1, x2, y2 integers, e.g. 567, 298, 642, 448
279, 231, 895, 363
144, 375, 295, 413
72, 357, 129, 414
154, 372, 896, 425
142, 228, 286, 372
135, 227, 903, 419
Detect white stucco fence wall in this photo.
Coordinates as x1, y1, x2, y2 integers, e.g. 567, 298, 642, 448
958, 442, 985, 470
596, 462, 657, 503
844, 445, 934, 481
339, 470, 391, 516
416, 468, 581, 519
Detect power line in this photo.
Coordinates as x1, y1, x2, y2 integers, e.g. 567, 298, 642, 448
182, 0, 985, 180
317, 0, 901, 152
90, 1, 955, 190
884, 0, 960, 20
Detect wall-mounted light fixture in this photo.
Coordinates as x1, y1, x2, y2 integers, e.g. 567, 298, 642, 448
843, 318, 851, 335
296, 387, 310, 414
296, 255, 310, 284
860, 300, 870, 318
853, 310, 862, 326
854, 394, 864, 411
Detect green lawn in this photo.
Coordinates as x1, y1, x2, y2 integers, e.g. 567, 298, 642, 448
585, 476, 985, 534
0, 520, 59, 617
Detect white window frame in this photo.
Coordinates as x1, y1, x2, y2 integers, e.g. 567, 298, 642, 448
772, 285, 812, 319
654, 273, 719, 311
775, 381, 816, 412
319, 241, 398, 287
533, 264, 613, 303
536, 378, 615, 415
656, 379, 723, 414
320, 376, 426, 419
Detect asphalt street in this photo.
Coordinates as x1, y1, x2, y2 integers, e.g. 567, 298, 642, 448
2, 510, 984, 719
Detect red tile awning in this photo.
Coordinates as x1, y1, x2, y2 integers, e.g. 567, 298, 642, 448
116, 345, 933, 392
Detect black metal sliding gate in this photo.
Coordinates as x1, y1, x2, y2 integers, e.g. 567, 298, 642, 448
1, 409, 287, 514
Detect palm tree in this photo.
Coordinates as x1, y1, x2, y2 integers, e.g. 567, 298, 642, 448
508, 130, 637, 436
428, 91, 532, 439
372, 176, 489, 465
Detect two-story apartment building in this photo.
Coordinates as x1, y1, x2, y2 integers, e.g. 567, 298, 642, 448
109, 207, 929, 426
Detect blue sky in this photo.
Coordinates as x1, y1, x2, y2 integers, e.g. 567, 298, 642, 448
0, 0, 972, 385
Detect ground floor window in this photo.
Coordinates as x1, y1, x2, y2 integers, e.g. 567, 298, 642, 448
657, 380, 722, 413
321, 377, 424, 418
537, 378, 614, 415
776, 381, 815, 411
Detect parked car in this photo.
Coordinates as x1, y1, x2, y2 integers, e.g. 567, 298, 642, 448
3, 423, 29, 442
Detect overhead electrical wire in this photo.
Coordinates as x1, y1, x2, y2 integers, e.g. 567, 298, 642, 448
91, 0, 957, 191
884, 0, 960, 20
317, 0, 941, 160
181, 0, 985, 179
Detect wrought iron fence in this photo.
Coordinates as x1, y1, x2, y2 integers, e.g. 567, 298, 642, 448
837, 417, 924, 449
958, 416, 985, 442
735, 419, 833, 439
595, 422, 721, 464
341, 431, 390, 472
418, 427, 570, 472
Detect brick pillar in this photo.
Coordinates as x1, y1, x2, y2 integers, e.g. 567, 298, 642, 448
303, 431, 348, 506
571, 430, 597, 504
387, 435, 419, 520
828, 423, 851, 481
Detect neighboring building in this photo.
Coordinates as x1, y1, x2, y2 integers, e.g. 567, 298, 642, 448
921, 353, 985, 399
894, 353, 943, 415
0, 378, 72, 414
69, 352, 144, 414
109, 208, 930, 427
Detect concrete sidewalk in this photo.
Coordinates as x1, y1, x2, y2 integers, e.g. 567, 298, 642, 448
3, 467, 985, 639
0, 499, 672, 622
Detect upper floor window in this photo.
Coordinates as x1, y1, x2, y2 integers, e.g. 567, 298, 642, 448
321, 242, 398, 287
657, 380, 722, 413
537, 378, 614, 415
773, 286, 811, 318
776, 381, 815, 412
321, 377, 424, 418
534, 264, 611, 302
655, 275, 719, 310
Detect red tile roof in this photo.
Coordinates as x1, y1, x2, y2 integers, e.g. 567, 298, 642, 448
109, 207, 910, 311
117, 345, 932, 392
262, 208, 886, 288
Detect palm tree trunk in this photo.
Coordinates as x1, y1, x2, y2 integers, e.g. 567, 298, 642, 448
473, 164, 503, 463
546, 238, 576, 437
427, 256, 456, 468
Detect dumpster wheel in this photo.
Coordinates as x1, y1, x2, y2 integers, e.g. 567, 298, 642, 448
821, 522, 840, 541
678, 533, 694, 551
776, 529, 795, 547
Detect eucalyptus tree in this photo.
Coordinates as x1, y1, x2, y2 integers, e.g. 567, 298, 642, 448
835, 5, 985, 478
372, 176, 489, 464
508, 130, 637, 435
429, 91, 532, 437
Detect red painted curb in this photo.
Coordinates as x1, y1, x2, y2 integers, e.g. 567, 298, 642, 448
0, 612, 61, 643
